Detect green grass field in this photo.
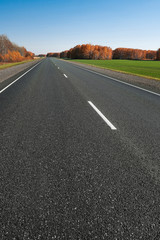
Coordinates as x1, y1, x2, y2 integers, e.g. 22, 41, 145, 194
70, 59, 160, 80
0, 59, 35, 70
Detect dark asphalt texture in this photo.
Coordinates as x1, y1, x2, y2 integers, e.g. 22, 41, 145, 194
0, 58, 160, 239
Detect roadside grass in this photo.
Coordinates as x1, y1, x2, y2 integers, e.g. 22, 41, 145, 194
69, 59, 160, 80
0, 59, 35, 70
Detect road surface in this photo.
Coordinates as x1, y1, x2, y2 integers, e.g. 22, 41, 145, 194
0, 58, 160, 239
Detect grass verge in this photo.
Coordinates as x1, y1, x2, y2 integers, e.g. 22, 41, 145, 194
69, 59, 160, 80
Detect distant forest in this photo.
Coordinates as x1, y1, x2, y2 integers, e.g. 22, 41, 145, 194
47, 44, 160, 61
0, 35, 34, 62
1, 35, 159, 63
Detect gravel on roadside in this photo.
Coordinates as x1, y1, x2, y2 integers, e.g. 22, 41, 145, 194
64, 60, 160, 94
0, 60, 42, 83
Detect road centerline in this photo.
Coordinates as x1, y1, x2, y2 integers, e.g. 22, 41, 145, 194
63, 74, 68, 78
88, 101, 117, 130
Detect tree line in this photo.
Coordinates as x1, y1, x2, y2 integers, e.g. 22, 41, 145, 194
157, 49, 160, 60
0, 35, 34, 63
46, 52, 60, 58
113, 48, 157, 60
47, 44, 160, 61
47, 44, 112, 60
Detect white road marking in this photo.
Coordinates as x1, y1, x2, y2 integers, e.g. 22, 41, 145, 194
74, 65, 160, 97
88, 101, 117, 130
0, 61, 42, 94
64, 74, 68, 78
58, 67, 59, 69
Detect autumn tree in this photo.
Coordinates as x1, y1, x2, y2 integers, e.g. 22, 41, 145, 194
47, 52, 60, 58
0, 35, 34, 62
0, 35, 13, 55
113, 48, 156, 60
25, 51, 34, 59
146, 50, 157, 60
157, 49, 160, 60
60, 50, 68, 58
0, 53, 3, 62
2, 50, 24, 62
66, 44, 112, 60
37, 54, 46, 57
46, 53, 54, 57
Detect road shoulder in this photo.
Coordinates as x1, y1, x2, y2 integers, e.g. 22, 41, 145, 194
59, 59, 160, 94
0, 59, 42, 84
0, 59, 43, 92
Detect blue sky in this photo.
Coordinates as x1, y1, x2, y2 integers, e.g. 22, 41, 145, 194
0, 0, 160, 54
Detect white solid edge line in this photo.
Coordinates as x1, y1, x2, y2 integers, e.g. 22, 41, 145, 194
64, 74, 68, 78
74, 65, 160, 97
0, 61, 42, 94
88, 101, 117, 130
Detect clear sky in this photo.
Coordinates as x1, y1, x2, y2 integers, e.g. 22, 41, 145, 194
0, 0, 160, 54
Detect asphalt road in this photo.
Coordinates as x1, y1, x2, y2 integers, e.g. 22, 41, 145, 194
0, 58, 160, 239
